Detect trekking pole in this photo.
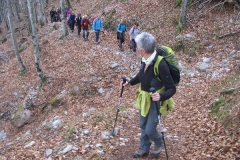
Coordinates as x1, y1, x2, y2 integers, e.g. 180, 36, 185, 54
110, 76, 127, 136
149, 87, 168, 160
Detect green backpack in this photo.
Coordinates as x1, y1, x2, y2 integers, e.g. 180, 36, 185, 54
154, 46, 181, 85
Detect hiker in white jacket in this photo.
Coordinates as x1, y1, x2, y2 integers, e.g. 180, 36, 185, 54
129, 23, 141, 54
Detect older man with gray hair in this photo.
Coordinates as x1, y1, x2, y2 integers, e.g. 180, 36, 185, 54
121, 32, 176, 158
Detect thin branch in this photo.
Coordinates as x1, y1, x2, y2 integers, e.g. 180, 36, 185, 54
191, 1, 225, 20
219, 30, 240, 39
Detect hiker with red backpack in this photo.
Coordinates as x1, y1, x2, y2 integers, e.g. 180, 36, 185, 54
66, 9, 72, 26
129, 22, 141, 54
63, 4, 69, 17
116, 19, 127, 51
120, 32, 176, 158
81, 15, 90, 41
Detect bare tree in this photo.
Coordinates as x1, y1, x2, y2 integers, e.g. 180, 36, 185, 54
37, 0, 46, 26
39, 0, 48, 24
20, 0, 31, 35
65, 0, 71, 8
0, 2, 10, 46
60, 0, 69, 36
27, 0, 46, 81
6, 0, 26, 73
178, 0, 188, 31
102, 0, 105, 15
11, 0, 23, 37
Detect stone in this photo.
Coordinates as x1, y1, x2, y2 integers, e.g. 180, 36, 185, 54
96, 143, 103, 148
186, 33, 196, 39
0, 131, 7, 140
13, 109, 31, 127
45, 149, 53, 157
46, 116, 62, 129
98, 87, 104, 94
24, 141, 35, 148
110, 63, 119, 69
97, 150, 104, 155
101, 131, 110, 140
83, 129, 89, 135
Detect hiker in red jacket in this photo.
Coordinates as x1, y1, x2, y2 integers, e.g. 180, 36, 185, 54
81, 15, 90, 41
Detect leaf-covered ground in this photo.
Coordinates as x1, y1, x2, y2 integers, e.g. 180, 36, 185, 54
0, 0, 239, 159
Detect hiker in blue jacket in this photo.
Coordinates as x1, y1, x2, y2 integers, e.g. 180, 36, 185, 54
120, 32, 176, 158
92, 15, 103, 44
69, 12, 76, 32
116, 19, 127, 51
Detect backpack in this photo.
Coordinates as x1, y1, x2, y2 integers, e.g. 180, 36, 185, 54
154, 46, 181, 86
92, 16, 97, 24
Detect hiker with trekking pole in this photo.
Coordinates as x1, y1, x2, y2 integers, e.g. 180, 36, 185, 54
119, 32, 177, 158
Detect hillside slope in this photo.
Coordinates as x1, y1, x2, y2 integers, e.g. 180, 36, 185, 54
0, 0, 239, 159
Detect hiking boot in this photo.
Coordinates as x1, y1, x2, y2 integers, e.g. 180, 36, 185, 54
133, 149, 149, 158
152, 146, 161, 157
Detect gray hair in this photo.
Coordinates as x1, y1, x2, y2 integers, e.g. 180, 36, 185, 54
135, 32, 156, 54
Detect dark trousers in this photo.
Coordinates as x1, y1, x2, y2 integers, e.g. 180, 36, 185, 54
77, 25, 81, 36
95, 30, 100, 42
130, 39, 137, 52
51, 16, 55, 23
70, 21, 75, 31
117, 32, 125, 50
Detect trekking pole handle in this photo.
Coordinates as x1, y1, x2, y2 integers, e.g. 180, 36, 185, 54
120, 76, 127, 97
149, 87, 156, 93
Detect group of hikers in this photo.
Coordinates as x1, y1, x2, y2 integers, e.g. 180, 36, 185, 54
50, 5, 103, 44
50, 5, 141, 49
50, 5, 178, 159
50, 7, 61, 23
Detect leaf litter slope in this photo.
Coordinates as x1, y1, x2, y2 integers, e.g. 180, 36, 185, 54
0, 0, 239, 159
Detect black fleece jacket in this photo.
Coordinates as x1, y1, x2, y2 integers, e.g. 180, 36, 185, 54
129, 54, 176, 101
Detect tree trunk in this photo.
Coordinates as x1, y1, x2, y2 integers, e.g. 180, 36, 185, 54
178, 0, 188, 30
34, 2, 38, 24
20, 0, 31, 35
39, 0, 47, 24
11, 0, 23, 37
7, 0, 25, 72
0, 2, 11, 46
60, 0, 69, 36
36, 0, 44, 26
102, 0, 105, 15
65, 0, 71, 8
27, 0, 46, 81
44, 0, 48, 8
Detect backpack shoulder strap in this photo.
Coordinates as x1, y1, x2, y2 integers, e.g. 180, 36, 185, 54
154, 55, 164, 81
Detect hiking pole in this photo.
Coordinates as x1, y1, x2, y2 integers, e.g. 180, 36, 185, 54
110, 76, 127, 136
149, 87, 168, 160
